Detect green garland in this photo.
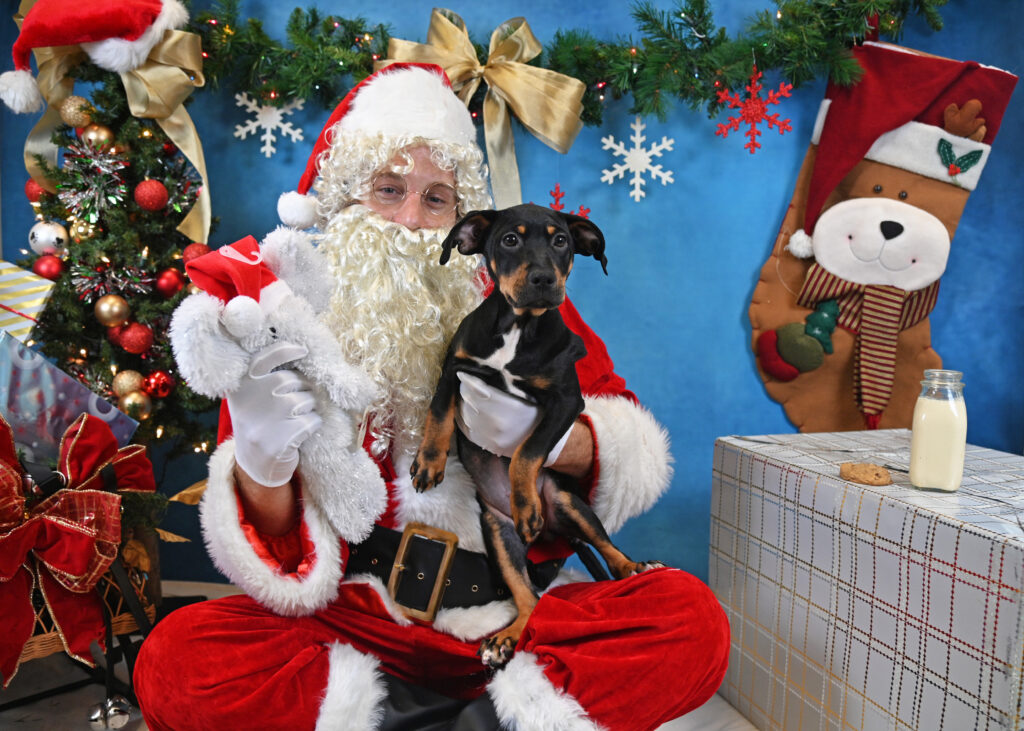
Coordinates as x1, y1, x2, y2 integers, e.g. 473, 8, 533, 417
190, 0, 946, 126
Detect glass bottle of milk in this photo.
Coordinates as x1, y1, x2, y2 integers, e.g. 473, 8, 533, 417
909, 369, 967, 492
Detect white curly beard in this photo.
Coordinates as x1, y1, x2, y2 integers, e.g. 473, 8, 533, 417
317, 205, 484, 458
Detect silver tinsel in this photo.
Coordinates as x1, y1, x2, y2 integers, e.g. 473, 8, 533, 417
57, 140, 130, 224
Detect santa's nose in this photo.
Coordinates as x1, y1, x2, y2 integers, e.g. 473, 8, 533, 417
880, 220, 904, 240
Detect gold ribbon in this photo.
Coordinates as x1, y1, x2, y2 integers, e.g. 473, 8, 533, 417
15, 0, 210, 243
381, 8, 585, 209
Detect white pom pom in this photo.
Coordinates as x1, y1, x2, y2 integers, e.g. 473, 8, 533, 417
785, 229, 814, 258
278, 191, 317, 229
0, 70, 43, 113
222, 296, 263, 338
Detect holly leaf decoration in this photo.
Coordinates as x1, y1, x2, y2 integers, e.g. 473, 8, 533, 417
954, 149, 983, 172
938, 138, 957, 167
938, 138, 984, 175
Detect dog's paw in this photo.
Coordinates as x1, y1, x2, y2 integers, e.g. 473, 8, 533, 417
512, 501, 544, 545
409, 450, 446, 492
478, 635, 516, 669
633, 560, 667, 575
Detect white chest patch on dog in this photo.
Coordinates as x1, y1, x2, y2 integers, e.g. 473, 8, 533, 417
471, 326, 527, 398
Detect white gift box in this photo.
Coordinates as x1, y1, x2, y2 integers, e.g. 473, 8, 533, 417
710, 429, 1024, 731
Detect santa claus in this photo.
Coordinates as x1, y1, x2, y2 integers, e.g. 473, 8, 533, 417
135, 63, 729, 730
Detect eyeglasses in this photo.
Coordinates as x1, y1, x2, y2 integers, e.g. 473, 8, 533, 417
370, 174, 459, 218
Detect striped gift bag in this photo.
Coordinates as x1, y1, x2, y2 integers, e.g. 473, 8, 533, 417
0, 260, 54, 342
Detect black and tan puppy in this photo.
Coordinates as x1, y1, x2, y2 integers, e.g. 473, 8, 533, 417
411, 203, 662, 668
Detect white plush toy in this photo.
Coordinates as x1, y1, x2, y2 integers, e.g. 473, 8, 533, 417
169, 228, 387, 543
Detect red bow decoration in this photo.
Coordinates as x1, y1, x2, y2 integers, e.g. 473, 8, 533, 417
0, 413, 155, 687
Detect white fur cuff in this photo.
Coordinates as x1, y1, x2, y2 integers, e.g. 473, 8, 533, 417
584, 396, 673, 534
488, 652, 602, 731
314, 643, 387, 731
199, 439, 342, 616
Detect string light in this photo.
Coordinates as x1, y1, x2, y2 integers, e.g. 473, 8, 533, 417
156, 426, 164, 438
110, 365, 118, 375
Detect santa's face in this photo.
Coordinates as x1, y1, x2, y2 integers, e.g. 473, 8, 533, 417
359, 146, 459, 232
811, 159, 970, 292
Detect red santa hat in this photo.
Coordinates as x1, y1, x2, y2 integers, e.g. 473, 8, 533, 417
277, 62, 476, 229
0, 0, 188, 114
185, 236, 291, 339
787, 42, 1017, 255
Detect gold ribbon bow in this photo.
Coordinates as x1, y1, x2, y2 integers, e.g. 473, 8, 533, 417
382, 8, 586, 209
16, 2, 210, 243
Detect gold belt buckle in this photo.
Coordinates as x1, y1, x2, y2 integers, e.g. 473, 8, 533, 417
387, 522, 459, 622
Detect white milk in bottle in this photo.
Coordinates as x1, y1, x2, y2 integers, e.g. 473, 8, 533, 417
909, 369, 967, 492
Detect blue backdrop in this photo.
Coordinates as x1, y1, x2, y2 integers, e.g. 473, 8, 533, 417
2, 1, 1021, 583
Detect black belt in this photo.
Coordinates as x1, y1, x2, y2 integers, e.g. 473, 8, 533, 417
346, 523, 563, 622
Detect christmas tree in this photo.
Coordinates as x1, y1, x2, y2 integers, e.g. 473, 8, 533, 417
22, 60, 217, 457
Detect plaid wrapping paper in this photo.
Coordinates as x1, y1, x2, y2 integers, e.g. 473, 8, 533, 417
710, 430, 1024, 731
0, 260, 53, 343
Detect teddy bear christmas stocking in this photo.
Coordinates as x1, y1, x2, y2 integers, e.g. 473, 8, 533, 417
749, 41, 1016, 432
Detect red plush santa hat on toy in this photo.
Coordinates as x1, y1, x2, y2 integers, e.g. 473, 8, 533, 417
185, 235, 291, 339
786, 41, 1017, 257
277, 62, 480, 230
0, 0, 188, 113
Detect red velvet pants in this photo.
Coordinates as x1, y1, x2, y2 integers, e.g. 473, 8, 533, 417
134, 567, 729, 730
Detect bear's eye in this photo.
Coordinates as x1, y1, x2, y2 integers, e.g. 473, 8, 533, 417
269, 327, 277, 336
898, 191, 908, 200
873, 185, 883, 194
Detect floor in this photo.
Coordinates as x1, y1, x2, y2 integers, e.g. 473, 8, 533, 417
0, 582, 753, 730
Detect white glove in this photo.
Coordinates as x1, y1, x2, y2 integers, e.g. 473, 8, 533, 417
455, 372, 572, 467
227, 341, 323, 487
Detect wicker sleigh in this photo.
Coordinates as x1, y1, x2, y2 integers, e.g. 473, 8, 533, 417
18, 563, 155, 665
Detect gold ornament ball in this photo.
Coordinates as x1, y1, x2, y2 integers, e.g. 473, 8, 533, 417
70, 218, 99, 243
94, 294, 131, 327
118, 390, 153, 421
59, 95, 93, 127
112, 370, 145, 397
81, 123, 115, 151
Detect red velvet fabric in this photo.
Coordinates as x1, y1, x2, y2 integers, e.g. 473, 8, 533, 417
135, 568, 728, 730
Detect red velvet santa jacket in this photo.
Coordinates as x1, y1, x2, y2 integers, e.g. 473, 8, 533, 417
198, 297, 673, 634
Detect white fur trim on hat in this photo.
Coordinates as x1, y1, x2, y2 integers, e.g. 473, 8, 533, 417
199, 439, 344, 616
314, 643, 387, 731
81, 0, 188, 73
810, 98, 990, 190
863, 119, 990, 190
0, 69, 42, 113
341, 65, 476, 147
584, 395, 673, 534
278, 191, 318, 230
488, 652, 601, 731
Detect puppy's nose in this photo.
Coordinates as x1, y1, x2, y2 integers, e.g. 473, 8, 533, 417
880, 220, 904, 240
528, 269, 556, 289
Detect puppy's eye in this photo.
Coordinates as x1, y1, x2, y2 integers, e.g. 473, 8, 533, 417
873, 185, 883, 194
898, 190, 908, 200
552, 234, 569, 248
501, 232, 519, 247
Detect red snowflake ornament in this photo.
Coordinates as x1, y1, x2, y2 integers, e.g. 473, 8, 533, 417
715, 66, 793, 154
547, 183, 590, 218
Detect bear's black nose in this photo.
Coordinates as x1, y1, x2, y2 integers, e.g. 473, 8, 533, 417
880, 220, 904, 240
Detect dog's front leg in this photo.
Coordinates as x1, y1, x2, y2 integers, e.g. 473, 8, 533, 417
508, 396, 581, 544
410, 363, 459, 492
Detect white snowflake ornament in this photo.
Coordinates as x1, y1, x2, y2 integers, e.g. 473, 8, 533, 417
600, 116, 675, 202
234, 92, 305, 158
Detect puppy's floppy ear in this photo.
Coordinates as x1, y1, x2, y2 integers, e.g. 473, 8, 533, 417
440, 210, 498, 265
564, 213, 608, 275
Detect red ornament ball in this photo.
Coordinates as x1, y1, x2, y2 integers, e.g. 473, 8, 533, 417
182, 242, 211, 264
107, 325, 126, 345
118, 322, 155, 355
143, 370, 175, 398
32, 254, 64, 280
134, 179, 169, 211
155, 267, 186, 298
24, 179, 45, 202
